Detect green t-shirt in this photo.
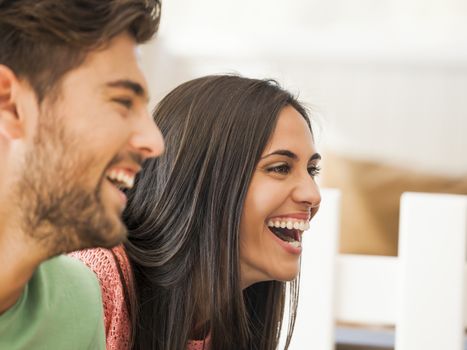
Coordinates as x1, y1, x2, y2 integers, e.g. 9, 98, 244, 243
0, 255, 105, 350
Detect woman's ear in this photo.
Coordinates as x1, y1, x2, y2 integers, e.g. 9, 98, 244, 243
0, 65, 24, 140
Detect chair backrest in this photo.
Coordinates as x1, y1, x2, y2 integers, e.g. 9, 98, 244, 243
287, 190, 467, 350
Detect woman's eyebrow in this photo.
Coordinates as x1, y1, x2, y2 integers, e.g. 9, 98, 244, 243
261, 150, 322, 162
310, 153, 322, 162
260, 149, 297, 160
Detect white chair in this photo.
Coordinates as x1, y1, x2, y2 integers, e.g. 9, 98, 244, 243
287, 190, 467, 350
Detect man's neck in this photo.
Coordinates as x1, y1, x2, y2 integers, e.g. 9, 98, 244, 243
0, 228, 45, 315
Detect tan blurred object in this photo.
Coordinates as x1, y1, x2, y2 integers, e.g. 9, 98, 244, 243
321, 152, 467, 256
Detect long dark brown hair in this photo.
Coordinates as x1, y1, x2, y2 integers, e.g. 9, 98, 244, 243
123, 75, 312, 350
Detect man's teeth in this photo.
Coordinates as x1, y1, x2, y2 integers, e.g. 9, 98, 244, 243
106, 170, 135, 189
266, 219, 310, 232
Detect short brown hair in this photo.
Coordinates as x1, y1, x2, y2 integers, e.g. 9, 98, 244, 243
0, 0, 161, 101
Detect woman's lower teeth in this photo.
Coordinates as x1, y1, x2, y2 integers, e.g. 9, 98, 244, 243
288, 240, 301, 248
270, 228, 301, 247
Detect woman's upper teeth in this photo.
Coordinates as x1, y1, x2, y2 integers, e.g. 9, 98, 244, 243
107, 169, 135, 189
267, 219, 309, 231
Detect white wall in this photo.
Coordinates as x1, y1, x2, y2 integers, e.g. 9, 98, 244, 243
140, 0, 467, 176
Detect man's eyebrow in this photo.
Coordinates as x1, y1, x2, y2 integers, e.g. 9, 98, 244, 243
261, 149, 322, 162
106, 79, 148, 102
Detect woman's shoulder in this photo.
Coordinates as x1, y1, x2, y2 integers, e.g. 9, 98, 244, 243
69, 246, 117, 278
187, 340, 210, 350
69, 245, 132, 348
68, 245, 131, 289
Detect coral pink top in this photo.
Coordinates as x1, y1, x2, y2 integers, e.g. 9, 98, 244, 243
70, 245, 208, 350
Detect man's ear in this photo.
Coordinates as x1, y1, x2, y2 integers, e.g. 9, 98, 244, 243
0, 65, 24, 139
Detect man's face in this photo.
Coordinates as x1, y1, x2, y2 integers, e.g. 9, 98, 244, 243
15, 33, 164, 254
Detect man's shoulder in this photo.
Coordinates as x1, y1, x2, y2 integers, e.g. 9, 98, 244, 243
0, 255, 106, 349
31, 255, 104, 327
45, 254, 99, 277
39, 254, 102, 298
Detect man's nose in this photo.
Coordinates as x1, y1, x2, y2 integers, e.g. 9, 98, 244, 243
129, 110, 165, 160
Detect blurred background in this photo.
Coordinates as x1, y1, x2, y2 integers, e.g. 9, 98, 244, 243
139, 1, 467, 348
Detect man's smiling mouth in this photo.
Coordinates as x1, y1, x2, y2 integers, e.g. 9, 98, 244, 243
266, 219, 309, 248
106, 169, 135, 191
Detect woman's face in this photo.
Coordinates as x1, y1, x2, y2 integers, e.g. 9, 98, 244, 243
239, 105, 321, 288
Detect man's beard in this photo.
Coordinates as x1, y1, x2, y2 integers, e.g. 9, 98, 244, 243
14, 113, 127, 256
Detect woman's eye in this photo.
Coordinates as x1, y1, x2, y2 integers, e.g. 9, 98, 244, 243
267, 164, 291, 175
308, 165, 321, 177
